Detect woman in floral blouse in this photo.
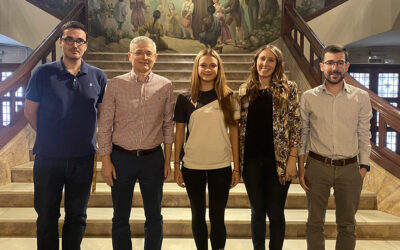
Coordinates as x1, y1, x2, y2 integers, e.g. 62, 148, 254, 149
238, 44, 301, 250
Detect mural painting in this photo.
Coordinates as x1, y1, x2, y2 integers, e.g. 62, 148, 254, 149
28, 0, 74, 17
296, 0, 327, 18
87, 0, 282, 53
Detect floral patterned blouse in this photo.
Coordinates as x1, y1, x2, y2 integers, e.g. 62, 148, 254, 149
238, 81, 302, 176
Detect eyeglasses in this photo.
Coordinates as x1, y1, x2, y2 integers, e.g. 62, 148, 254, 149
130, 50, 155, 58
323, 60, 346, 68
61, 37, 87, 46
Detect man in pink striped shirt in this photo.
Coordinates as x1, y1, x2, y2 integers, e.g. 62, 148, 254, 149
97, 36, 174, 250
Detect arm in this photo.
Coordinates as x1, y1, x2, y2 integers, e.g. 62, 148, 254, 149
284, 82, 302, 182
24, 99, 39, 131
163, 143, 172, 180
162, 82, 175, 180
229, 122, 240, 188
174, 122, 185, 187
358, 91, 373, 178
298, 90, 310, 192
97, 81, 117, 187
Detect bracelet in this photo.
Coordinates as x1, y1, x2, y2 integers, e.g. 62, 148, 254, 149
233, 169, 241, 174
289, 154, 297, 158
174, 161, 181, 165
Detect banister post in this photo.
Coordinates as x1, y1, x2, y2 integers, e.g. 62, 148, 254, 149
281, 0, 296, 36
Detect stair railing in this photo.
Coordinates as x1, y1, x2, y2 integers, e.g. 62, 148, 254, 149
0, 1, 87, 149
281, 0, 400, 178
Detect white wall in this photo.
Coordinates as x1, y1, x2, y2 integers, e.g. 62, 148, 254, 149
308, 0, 400, 46
0, 0, 60, 54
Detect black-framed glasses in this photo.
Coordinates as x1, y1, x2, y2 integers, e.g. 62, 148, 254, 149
130, 50, 155, 58
61, 36, 87, 46
323, 60, 346, 68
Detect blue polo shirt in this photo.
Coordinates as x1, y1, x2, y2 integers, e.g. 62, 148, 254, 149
26, 58, 107, 158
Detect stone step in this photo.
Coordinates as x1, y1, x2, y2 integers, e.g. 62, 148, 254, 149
85, 52, 254, 62
103, 69, 249, 81
0, 207, 399, 239
0, 183, 377, 210
11, 161, 298, 185
86, 60, 252, 71
0, 238, 399, 250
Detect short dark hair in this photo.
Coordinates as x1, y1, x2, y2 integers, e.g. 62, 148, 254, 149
59, 21, 87, 39
207, 5, 216, 14
322, 44, 348, 62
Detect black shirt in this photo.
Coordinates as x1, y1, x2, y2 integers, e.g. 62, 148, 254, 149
244, 89, 275, 158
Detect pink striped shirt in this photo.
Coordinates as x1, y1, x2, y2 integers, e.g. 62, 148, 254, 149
97, 70, 174, 156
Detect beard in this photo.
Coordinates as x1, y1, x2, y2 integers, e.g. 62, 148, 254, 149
324, 71, 344, 85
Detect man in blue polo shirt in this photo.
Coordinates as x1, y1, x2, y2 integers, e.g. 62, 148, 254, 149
24, 21, 107, 250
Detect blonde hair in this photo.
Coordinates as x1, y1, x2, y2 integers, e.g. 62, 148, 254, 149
191, 49, 235, 125
244, 44, 289, 106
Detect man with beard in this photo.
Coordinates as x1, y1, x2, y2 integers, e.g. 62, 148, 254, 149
297, 45, 372, 250
24, 21, 107, 250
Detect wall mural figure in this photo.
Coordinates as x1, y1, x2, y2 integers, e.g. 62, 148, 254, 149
213, 0, 232, 44
166, 2, 183, 38
114, 0, 128, 33
199, 5, 222, 52
130, 0, 146, 34
224, 0, 243, 45
246, 0, 258, 32
181, 0, 195, 39
139, 10, 169, 50
192, 0, 212, 40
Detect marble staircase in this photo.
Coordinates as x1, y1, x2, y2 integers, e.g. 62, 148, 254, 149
0, 53, 399, 249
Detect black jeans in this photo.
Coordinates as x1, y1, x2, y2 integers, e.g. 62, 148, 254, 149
33, 153, 94, 250
111, 149, 164, 250
243, 156, 290, 250
182, 166, 232, 250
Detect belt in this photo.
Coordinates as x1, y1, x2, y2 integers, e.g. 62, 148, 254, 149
113, 144, 162, 156
309, 151, 357, 166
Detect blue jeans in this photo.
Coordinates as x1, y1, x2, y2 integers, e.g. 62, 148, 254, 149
111, 149, 164, 250
33, 153, 94, 250
243, 156, 290, 250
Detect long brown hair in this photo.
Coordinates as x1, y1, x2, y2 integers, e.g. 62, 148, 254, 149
244, 44, 290, 107
190, 48, 235, 126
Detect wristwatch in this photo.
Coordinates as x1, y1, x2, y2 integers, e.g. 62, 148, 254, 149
359, 164, 370, 172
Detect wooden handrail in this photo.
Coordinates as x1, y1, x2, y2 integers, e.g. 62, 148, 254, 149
281, 0, 400, 177
0, 2, 86, 149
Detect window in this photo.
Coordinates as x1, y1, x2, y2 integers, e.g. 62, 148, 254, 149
350, 72, 370, 88
2, 102, 10, 126
386, 132, 397, 152
1, 72, 12, 81
378, 73, 399, 98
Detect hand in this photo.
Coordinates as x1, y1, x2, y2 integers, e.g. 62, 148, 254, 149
359, 168, 367, 179
230, 170, 240, 188
174, 168, 185, 188
164, 161, 171, 181
285, 156, 297, 182
298, 164, 309, 192
101, 161, 116, 187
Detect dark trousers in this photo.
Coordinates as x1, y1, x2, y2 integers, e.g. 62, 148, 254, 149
33, 153, 94, 250
182, 166, 232, 250
243, 156, 290, 250
111, 149, 164, 250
